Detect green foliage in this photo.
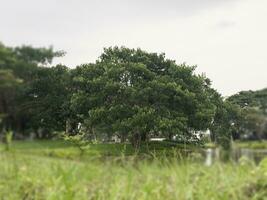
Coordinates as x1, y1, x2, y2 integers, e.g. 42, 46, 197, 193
23, 65, 71, 132
228, 88, 267, 139
243, 157, 267, 199
0, 42, 236, 146
210, 97, 241, 149
13, 45, 65, 65
61, 133, 91, 156
0, 70, 23, 130
0, 42, 65, 136
0, 69, 22, 88
4, 130, 13, 151
71, 47, 219, 147
228, 88, 267, 114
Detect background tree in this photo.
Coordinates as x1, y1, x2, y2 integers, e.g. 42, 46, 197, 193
210, 99, 242, 149
0, 70, 22, 131
0, 42, 64, 137
22, 65, 71, 137
71, 47, 219, 148
227, 88, 267, 140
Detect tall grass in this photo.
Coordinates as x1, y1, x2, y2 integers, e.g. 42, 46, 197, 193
0, 149, 266, 200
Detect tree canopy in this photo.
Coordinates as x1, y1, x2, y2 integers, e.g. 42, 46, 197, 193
2, 42, 256, 147
0, 42, 65, 136
70, 47, 220, 147
227, 88, 267, 139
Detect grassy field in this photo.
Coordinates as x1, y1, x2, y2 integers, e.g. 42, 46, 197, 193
0, 140, 267, 200
234, 140, 267, 149
205, 140, 267, 149
0, 140, 205, 160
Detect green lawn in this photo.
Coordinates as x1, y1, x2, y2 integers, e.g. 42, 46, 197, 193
0, 140, 204, 161
0, 140, 267, 200
204, 140, 267, 149
234, 140, 267, 149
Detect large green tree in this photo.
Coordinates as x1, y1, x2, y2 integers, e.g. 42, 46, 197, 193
22, 65, 71, 136
71, 47, 219, 147
0, 42, 65, 137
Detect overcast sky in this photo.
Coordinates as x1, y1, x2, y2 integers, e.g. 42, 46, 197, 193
1, 0, 267, 96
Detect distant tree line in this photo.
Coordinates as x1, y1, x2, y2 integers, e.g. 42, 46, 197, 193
0, 42, 266, 147
227, 89, 267, 140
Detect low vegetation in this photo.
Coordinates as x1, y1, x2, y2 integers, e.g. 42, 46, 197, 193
0, 141, 267, 200
0, 140, 204, 160
234, 140, 267, 149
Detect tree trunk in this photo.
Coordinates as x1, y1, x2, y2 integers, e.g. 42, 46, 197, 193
120, 133, 126, 143
131, 132, 141, 150
168, 133, 173, 140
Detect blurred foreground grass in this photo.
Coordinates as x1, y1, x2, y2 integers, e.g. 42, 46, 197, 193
0, 140, 267, 200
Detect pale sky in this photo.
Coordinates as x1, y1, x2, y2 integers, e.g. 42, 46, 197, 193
1, 0, 267, 96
